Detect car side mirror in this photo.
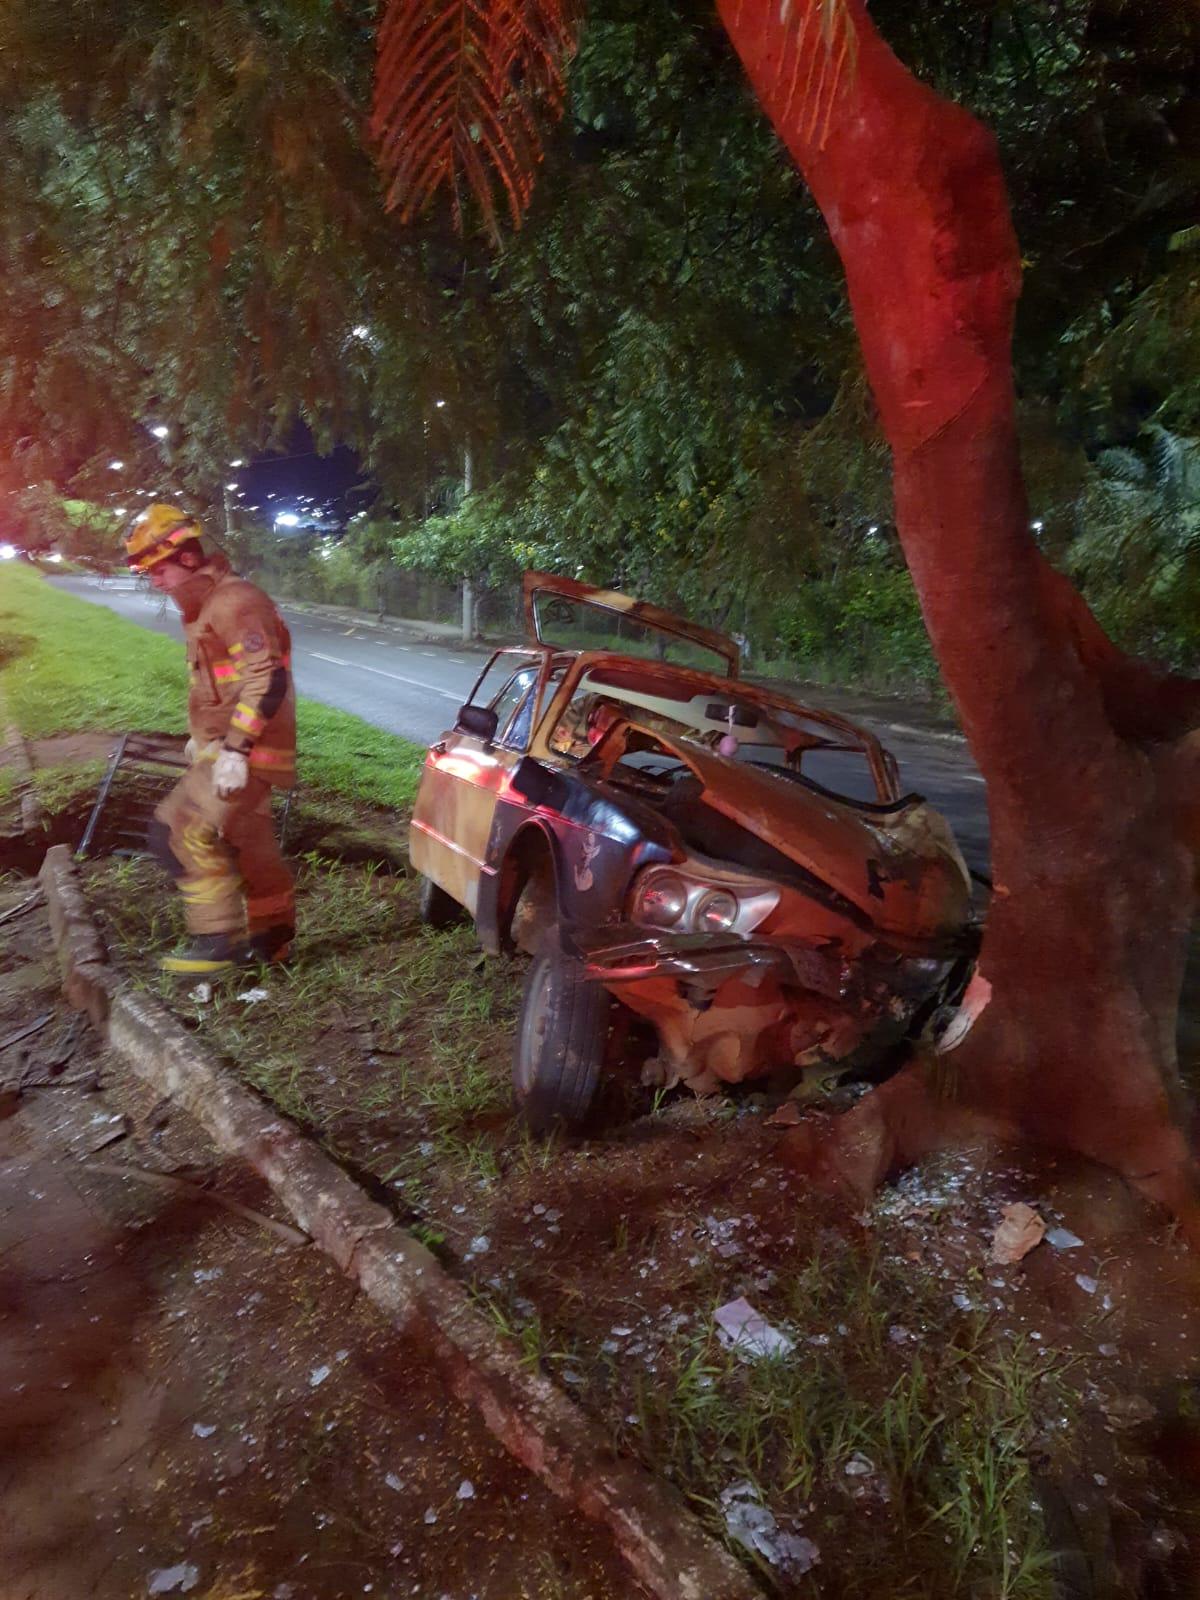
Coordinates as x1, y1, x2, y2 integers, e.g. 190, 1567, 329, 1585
455, 703, 499, 743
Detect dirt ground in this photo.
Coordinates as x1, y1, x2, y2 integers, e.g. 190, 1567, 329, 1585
0, 876, 646, 1600
8, 747, 1200, 1597
76, 840, 1200, 1600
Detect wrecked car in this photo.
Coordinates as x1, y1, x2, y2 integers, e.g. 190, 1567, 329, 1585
409, 572, 973, 1131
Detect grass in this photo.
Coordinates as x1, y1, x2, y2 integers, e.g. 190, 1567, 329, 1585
81, 845, 1162, 1600
32, 759, 108, 813
88, 846, 521, 1176
0, 562, 425, 810
0, 563, 187, 736
623, 1243, 1068, 1599
17, 550, 1152, 1597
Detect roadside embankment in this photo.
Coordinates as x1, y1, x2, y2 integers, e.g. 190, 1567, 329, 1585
39, 844, 763, 1600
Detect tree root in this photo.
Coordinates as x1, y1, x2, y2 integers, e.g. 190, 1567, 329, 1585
779, 1058, 1200, 1247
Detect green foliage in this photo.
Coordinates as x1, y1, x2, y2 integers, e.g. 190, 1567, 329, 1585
763, 558, 935, 687
1, 0, 1198, 694
1065, 425, 1200, 669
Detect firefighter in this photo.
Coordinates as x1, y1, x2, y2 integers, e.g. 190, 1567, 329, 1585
124, 503, 296, 974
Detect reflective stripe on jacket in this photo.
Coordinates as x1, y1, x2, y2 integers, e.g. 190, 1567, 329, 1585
185, 563, 296, 789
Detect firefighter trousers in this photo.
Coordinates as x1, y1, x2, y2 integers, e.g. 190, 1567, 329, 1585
149, 762, 294, 939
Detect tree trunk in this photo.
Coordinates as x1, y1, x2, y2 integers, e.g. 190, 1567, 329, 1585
715, 0, 1200, 1226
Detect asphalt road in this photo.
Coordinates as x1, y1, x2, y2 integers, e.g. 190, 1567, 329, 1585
52, 575, 991, 871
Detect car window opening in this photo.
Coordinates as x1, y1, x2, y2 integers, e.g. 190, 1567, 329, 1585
548, 668, 887, 806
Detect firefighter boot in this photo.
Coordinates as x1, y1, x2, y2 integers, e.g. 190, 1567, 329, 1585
241, 924, 294, 966
159, 932, 247, 976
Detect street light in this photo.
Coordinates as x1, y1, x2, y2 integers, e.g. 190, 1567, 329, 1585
229, 459, 245, 468
275, 512, 300, 528
150, 425, 170, 440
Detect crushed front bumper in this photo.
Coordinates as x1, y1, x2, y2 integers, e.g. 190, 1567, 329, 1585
567, 924, 964, 1012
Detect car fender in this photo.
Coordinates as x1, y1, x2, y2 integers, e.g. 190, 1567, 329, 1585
477, 815, 565, 955
481, 786, 672, 955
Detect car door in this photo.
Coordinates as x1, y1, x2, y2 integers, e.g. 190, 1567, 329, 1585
409, 661, 540, 917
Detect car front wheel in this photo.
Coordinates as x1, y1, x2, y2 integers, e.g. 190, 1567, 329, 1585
513, 954, 609, 1134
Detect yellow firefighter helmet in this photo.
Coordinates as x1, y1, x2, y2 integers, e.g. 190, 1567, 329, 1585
124, 503, 203, 573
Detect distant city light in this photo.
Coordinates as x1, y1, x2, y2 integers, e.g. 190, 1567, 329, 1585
867, 524, 879, 535
350, 325, 370, 340
1031, 519, 1044, 532
149, 424, 170, 439
225, 481, 238, 490
229, 458, 245, 468
275, 512, 300, 528
0, 544, 16, 561
109, 459, 124, 470
434, 399, 446, 408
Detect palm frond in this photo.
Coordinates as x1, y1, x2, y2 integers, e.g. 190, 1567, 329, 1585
371, 0, 577, 237
1094, 446, 1148, 486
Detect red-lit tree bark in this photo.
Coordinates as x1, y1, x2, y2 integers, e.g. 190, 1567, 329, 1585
373, 0, 1200, 1229
714, 0, 1200, 1230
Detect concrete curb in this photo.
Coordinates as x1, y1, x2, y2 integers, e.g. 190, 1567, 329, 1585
37, 845, 761, 1600
275, 597, 506, 653
0, 692, 44, 835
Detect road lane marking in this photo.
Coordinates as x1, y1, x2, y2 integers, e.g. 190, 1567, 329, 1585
306, 651, 461, 701
357, 662, 462, 700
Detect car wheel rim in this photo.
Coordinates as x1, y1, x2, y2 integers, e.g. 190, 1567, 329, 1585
515, 964, 554, 1098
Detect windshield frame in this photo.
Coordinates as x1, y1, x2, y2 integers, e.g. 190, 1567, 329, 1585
522, 571, 740, 677
531, 651, 901, 802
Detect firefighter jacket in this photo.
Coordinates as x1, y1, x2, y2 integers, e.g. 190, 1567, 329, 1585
182, 555, 296, 788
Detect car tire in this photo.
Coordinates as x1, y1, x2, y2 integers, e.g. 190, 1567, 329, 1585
417, 873, 462, 929
513, 953, 609, 1134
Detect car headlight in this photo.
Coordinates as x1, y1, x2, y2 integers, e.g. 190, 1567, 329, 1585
632, 870, 688, 928
628, 866, 779, 935
696, 890, 738, 932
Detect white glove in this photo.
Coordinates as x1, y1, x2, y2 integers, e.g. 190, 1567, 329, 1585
184, 737, 198, 764
213, 747, 249, 798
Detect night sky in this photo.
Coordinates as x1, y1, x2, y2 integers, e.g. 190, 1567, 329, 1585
237, 428, 372, 529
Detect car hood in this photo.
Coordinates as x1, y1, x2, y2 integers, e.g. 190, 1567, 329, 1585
666, 740, 971, 945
